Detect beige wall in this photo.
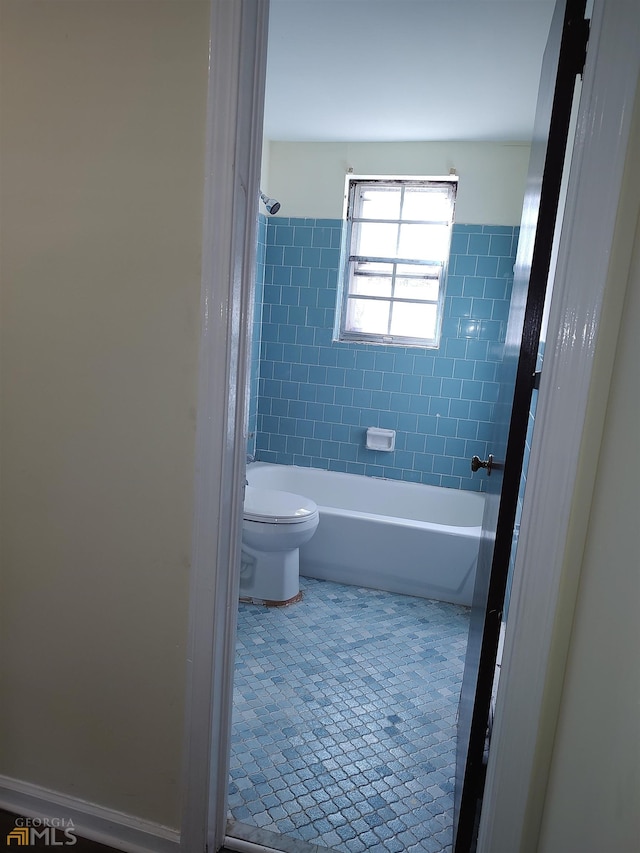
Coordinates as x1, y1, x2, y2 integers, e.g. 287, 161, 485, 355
264, 140, 531, 224
0, 0, 210, 827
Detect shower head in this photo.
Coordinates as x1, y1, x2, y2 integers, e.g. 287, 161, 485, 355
260, 191, 281, 215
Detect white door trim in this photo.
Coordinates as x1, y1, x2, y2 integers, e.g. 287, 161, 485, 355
478, 2, 640, 852
180, 2, 269, 851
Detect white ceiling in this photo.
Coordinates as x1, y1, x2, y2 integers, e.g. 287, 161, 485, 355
264, 0, 556, 143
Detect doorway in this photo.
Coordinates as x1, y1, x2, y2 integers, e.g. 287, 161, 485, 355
227, 1, 558, 851
180, 3, 640, 853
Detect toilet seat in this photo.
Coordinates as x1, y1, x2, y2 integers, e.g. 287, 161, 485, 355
244, 486, 318, 525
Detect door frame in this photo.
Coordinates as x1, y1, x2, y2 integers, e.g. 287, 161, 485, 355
477, 2, 640, 851
181, 1, 640, 851
179, 2, 269, 852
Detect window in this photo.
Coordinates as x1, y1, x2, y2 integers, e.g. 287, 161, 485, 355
335, 176, 457, 348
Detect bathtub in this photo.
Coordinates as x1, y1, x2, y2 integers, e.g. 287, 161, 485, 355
246, 462, 484, 607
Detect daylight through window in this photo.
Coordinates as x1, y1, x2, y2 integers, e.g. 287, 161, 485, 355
335, 176, 457, 348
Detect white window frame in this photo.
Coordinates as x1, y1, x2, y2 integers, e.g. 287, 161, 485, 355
335, 175, 458, 348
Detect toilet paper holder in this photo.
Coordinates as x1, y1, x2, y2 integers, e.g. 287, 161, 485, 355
366, 427, 396, 452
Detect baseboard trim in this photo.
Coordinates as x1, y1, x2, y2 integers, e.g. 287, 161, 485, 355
0, 775, 180, 853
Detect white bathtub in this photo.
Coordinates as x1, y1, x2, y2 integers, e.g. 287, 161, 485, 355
246, 462, 484, 607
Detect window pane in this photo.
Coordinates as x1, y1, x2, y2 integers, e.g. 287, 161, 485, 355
394, 276, 440, 302
355, 221, 398, 258
351, 273, 393, 298
354, 260, 394, 275
397, 223, 449, 262
345, 298, 390, 335
402, 187, 453, 222
389, 301, 438, 339
358, 186, 401, 220
396, 262, 441, 276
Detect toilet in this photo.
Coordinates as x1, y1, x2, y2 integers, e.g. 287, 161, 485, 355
240, 486, 319, 605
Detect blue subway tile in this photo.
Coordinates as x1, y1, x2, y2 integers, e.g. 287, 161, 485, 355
469, 401, 494, 421
389, 392, 411, 412
432, 455, 453, 475
449, 398, 471, 419
284, 246, 303, 267
489, 234, 513, 256
382, 372, 403, 392
445, 274, 464, 297
302, 247, 322, 268
321, 248, 340, 268
263, 284, 282, 305
462, 276, 486, 298
362, 371, 383, 391
471, 298, 494, 319
449, 297, 473, 319
412, 355, 434, 377
473, 361, 496, 381
476, 255, 499, 278
314, 328, 333, 347
292, 226, 313, 247
334, 386, 354, 406
445, 437, 467, 457
370, 390, 391, 410
441, 317, 459, 338
497, 256, 515, 278
458, 318, 481, 339
456, 419, 478, 440
317, 288, 336, 309
374, 352, 395, 372
336, 348, 357, 369
453, 359, 475, 380
441, 378, 462, 399
291, 266, 311, 287
436, 417, 459, 437
278, 324, 297, 344
454, 255, 477, 276
326, 367, 346, 387
468, 233, 491, 255
445, 338, 467, 359
323, 403, 343, 423
429, 397, 449, 417
295, 325, 315, 346
466, 339, 489, 361
479, 319, 503, 341
316, 385, 335, 403
461, 380, 484, 401
312, 227, 334, 249
265, 245, 284, 266
304, 438, 322, 456
318, 346, 338, 367
484, 277, 507, 299
288, 400, 307, 419
450, 232, 469, 254
433, 358, 454, 378
491, 300, 511, 322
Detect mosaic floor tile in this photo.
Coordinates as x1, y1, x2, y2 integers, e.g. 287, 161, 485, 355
229, 578, 469, 853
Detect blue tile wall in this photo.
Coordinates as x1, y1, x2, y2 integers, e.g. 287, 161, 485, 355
252, 218, 519, 492
247, 213, 267, 458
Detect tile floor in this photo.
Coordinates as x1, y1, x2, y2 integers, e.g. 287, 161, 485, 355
228, 577, 470, 853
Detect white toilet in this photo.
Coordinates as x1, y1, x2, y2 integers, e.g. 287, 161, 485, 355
240, 486, 319, 605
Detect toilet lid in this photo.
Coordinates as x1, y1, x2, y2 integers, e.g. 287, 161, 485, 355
244, 486, 318, 524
